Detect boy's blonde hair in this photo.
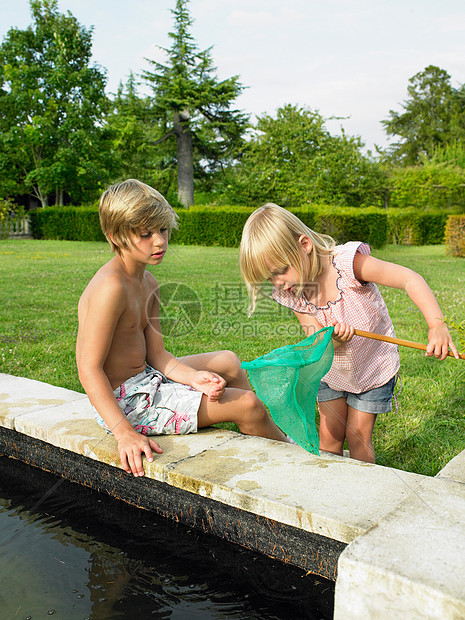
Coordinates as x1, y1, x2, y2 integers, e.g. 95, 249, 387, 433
99, 179, 179, 254
240, 203, 335, 313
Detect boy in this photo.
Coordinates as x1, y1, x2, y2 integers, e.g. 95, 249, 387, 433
76, 180, 289, 477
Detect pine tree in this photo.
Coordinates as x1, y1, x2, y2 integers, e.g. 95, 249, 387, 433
142, 0, 248, 207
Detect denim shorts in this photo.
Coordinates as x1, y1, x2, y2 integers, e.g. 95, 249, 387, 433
317, 375, 397, 414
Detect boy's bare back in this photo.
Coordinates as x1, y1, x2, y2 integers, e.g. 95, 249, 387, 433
77, 257, 158, 390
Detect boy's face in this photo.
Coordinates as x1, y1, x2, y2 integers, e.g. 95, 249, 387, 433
123, 227, 169, 265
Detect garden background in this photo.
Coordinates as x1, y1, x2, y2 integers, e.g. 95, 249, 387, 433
1, 0, 464, 477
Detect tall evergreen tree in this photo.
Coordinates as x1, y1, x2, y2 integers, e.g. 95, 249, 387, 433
142, 0, 248, 207
0, 0, 111, 206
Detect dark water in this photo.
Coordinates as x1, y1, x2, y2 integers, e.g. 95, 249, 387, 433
0, 457, 334, 619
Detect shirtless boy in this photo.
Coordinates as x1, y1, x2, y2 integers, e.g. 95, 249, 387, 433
76, 179, 289, 477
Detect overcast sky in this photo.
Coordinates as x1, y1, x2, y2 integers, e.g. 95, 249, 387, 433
2, 0, 465, 152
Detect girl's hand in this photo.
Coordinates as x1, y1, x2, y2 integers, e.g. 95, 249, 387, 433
426, 324, 459, 360
332, 322, 355, 343
191, 371, 226, 401
117, 431, 163, 477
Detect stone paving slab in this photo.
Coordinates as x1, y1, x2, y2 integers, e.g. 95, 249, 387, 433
3, 374, 427, 546
14, 396, 241, 476
334, 476, 465, 619
436, 448, 465, 485
0, 372, 87, 429
164, 434, 425, 543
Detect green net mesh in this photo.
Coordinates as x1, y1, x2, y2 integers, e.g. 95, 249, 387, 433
241, 326, 334, 454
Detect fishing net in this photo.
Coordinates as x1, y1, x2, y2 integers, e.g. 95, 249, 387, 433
241, 326, 334, 454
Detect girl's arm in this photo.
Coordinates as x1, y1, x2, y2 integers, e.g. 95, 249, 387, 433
353, 253, 458, 360
293, 311, 354, 349
76, 277, 163, 477
144, 277, 226, 400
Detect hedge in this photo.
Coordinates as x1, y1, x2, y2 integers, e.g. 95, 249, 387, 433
310, 206, 387, 249
172, 206, 253, 247
29, 206, 105, 242
28, 204, 460, 250
387, 209, 451, 245
445, 215, 465, 257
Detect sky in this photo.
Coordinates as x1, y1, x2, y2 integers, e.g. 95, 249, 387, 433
1, 0, 465, 152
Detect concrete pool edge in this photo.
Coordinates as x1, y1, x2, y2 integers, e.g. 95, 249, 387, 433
1, 372, 464, 616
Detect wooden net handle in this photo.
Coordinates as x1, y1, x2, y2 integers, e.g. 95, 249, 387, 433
353, 329, 465, 360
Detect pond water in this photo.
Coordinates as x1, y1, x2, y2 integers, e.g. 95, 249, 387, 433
0, 457, 334, 619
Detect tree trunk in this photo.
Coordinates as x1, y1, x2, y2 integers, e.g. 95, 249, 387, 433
173, 110, 194, 208
34, 185, 48, 208
55, 187, 64, 206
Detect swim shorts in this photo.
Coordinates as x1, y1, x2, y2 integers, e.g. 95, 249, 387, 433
95, 365, 202, 435
317, 375, 397, 414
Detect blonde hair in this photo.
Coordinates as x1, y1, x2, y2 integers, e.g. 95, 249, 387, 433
240, 203, 335, 313
99, 179, 179, 254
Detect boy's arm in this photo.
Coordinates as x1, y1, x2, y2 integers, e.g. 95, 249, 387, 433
353, 253, 458, 360
77, 277, 162, 476
144, 278, 226, 400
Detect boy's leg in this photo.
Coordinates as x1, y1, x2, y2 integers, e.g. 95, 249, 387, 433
318, 398, 348, 456
196, 387, 289, 442
345, 408, 377, 463
179, 350, 251, 389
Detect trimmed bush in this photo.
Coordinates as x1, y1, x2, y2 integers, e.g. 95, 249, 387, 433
387, 209, 451, 245
29, 207, 105, 242
171, 206, 253, 247
172, 206, 387, 248
311, 206, 387, 249
29, 204, 390, 248
445, 215, 465, 257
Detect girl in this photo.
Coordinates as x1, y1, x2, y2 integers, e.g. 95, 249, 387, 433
240, 203, 458, 463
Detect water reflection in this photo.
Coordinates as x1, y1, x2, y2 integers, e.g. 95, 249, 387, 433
0, 457, 334, 619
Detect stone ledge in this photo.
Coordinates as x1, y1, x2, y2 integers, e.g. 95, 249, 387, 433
5, 370, 464, 600
0, 372, 86, 429
436, 449, 465, 485
334, 476, 465, 619
3, 373, 427, 547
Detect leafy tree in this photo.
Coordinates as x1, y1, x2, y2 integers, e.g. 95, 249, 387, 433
382, 65, 465, 165
221, 105, 386, 208
0, 0, 111, 206
142, 0, 249, 207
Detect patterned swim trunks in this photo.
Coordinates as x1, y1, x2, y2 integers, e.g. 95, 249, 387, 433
95, 366, 202, 436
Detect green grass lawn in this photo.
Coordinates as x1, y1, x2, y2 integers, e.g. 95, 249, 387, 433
1, 239, 464, 476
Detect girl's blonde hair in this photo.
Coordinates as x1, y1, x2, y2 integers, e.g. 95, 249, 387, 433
240, 203, 335, 313
99, 179, 179, 254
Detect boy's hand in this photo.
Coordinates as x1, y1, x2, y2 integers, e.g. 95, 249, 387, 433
117, 432, 163, 477
191, 371, 226, 401
332, 322, 355, 343
426, 324, 459, 360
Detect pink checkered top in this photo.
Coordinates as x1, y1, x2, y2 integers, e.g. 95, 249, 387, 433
272, 241, 400, 393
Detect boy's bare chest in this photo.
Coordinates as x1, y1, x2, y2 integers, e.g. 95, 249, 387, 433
119, 287, 152, 332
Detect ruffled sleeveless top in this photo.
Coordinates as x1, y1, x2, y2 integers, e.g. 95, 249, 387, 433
272, 242, 400, 393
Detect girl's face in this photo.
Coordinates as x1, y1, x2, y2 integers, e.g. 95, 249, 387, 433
267, 236, 312, 294
268, 264, 302, 294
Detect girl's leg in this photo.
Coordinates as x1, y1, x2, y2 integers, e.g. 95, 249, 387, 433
179, 350, 251, 389
197, 387, 289, 442
318, 398, 349, 456
345, 408, 377, 463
